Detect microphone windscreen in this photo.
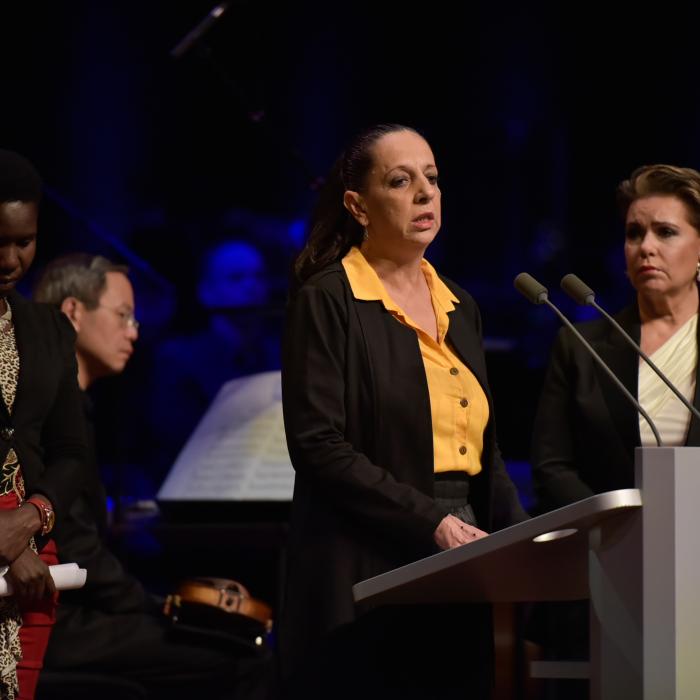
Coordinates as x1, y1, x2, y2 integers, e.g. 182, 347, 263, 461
561, 274, 595, 305
514, 273, 548, 305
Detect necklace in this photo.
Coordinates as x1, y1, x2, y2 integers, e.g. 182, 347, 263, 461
0, 301, 13, 335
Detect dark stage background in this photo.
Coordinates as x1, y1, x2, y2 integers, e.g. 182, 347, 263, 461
3, 1, 699, 515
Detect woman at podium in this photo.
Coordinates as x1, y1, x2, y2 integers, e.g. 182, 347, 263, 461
533, 164, 700, 512
281, 124, 527, 698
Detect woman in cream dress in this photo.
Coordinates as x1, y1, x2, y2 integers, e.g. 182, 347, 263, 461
533, 163, 700, 511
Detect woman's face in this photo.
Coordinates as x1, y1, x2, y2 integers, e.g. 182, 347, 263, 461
624, 195, 700, 300
344, 130, 441, 253
0, 201, 37, 294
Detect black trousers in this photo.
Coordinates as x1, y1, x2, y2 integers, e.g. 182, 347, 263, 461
44, 603, 272, 700
284, 473, 492, 700
283, 604, 493, 700
434, 471, 477, 525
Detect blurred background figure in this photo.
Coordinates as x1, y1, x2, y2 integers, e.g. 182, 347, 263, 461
148, 238, 281, 482
198, 239, 269, 311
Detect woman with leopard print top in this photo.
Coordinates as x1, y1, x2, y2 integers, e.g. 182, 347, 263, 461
0, 151, 87, 699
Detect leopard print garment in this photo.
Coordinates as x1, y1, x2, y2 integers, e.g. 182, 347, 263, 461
0, 301, 22, 700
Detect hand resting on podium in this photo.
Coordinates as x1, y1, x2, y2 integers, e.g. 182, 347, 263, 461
433, 514, 488, 550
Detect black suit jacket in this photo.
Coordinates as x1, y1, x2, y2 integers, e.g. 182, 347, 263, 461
0, 291, 87, 522
51, 391, 150, 614
532, 303, 700, 512
280, 263, 527, 673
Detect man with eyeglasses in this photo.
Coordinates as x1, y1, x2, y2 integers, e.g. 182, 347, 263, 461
34, 254, 139, 390
33, 254, 265, 698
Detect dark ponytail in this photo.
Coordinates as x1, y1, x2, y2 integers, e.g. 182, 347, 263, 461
293, 123, 418, 286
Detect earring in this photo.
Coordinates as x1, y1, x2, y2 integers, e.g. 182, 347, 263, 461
363, 229, 369, 241
696, 259, 700, 281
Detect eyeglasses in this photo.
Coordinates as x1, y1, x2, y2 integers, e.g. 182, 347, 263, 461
97, 304, 140, 330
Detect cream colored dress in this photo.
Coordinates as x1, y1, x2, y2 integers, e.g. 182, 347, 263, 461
639, 314, 698, 447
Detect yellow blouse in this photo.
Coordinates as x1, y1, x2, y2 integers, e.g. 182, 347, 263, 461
342, 247, 489, 475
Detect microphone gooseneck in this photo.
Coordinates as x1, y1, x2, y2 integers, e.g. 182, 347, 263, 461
514, 272, 663, 446
170, 2, 230, 60
561, 273, 700, 427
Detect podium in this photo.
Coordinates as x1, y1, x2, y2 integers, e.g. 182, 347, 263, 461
353, 447, 700, 700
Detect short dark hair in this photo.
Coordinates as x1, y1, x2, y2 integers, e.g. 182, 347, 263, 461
33, 253, 129, 309
617, 164, 700, 231
0, 149, 42, 203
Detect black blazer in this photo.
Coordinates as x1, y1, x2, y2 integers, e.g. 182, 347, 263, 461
280, 263, 527, 673
532, 303, 700, 512
0, 290, 87, 522
51, 391, 149, 614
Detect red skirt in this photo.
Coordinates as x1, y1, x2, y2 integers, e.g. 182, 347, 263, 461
1, 489, 58, 699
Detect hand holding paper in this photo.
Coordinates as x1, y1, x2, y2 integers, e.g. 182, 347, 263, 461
0, 563, 86, 597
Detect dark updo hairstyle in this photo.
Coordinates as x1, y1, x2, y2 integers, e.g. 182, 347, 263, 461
0, 149, 42, 204
293, 123, 419, 285
617, 164, 700, 232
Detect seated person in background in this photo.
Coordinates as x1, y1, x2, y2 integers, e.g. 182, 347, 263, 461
148, 239, 281, 475
34, 253, 268, 699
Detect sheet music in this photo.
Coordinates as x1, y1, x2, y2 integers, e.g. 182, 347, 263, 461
157, 370, 295, 501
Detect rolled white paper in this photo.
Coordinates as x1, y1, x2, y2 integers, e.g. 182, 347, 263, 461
0, 562, 87, 596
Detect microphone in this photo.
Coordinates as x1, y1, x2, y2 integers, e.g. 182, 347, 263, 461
561, 273, 700, 426
514, 272, 663, 446
513, 272, 548, 305
170, 2, 230, 59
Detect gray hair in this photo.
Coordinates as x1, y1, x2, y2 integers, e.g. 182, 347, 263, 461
33, 253, 129, 309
